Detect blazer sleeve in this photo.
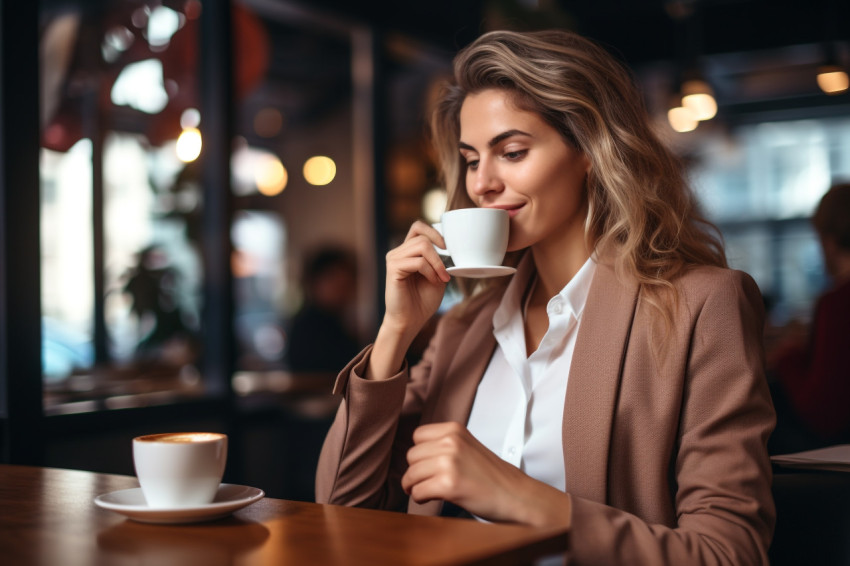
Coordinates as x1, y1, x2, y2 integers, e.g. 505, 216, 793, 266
314, 324, 442, 510
566, 270, 776, 565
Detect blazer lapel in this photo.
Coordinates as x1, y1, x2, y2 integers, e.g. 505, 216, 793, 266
425, 297, 499, 425
563, 262, 639, 503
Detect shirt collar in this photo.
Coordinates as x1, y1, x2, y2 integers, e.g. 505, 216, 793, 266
557, 254, 596, 321
493, 253, 596, 330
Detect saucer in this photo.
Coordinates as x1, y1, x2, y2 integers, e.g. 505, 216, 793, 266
447, 265, 517, 278
94, 484, 265, 524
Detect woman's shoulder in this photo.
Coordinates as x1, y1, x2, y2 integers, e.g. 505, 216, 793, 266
676, 264, 756, 288
673, 264, 764, 314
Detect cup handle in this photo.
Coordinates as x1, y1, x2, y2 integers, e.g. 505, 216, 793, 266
431, 222, 450, 256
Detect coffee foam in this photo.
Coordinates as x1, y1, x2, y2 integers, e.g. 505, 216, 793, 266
136, 432, 225, 443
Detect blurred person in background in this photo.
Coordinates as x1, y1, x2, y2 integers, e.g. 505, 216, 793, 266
768, 182, 850, 454
285, 244, 362, 373
317, 29, 775, 565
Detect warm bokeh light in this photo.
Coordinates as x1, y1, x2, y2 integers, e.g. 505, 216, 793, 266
303, 156, 336, 186
681, 80, 717, 121
422, 187, 447, 223
175, 127, 202, 162
668, 105, 698, 133
253, 108, 284, 138
255, 154, 288, 196
817, 67, 850, 94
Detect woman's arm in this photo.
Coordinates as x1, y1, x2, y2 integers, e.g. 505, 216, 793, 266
315, 219, 450, 507
315, 324, 442, 509
367, 221, 450, 382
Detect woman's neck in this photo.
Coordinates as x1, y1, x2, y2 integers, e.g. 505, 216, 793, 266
528, 238, 591, 304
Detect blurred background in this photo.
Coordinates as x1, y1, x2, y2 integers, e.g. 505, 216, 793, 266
2, 0, 849, 502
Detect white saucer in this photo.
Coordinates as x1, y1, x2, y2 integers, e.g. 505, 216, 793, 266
447, 265, 517, 278
94, 484, 265, 524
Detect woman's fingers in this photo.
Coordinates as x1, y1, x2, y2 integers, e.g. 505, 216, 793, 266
387, 234, 450, 284
410, 421, 466, 445
404, 219, 446, 248
402, 220, 449, 270
401, 453, 450, 499
389, 255, 443, 285
402, 423, 475, 501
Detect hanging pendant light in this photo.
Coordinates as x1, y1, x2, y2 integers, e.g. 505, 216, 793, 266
681, 78, 717, 120
817, 41, 849, 95
667, 94, 698, 133
666, 0, 717, 132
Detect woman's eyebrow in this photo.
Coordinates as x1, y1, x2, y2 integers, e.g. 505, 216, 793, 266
458, 129, 533, 152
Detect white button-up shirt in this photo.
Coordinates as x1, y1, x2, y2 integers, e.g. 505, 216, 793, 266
466, 255, 596, 492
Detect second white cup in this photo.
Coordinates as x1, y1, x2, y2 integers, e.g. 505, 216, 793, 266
133, 432, 228, 509
436, 207, 509, 268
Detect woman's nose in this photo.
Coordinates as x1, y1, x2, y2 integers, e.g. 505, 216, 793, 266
467, 161, 503, 198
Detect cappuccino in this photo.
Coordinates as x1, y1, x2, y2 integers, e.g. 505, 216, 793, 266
133, 432, 228, 508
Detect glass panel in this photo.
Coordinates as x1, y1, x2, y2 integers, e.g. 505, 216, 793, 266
41, 142, 95, 383
692, 117, 850, 326
232, 210, 287, 372
103, 133, 201, 366
40, 0, 205, 413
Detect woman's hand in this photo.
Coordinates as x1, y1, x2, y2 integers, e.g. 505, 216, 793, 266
401, 422, 572, 528
382, 220, 451, 339
366, 221, 450, 381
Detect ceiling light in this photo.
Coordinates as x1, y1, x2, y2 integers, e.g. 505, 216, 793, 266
667, 103, 698, 133
175, 127, 202, 162
817, 64, 849, 95
680, 79, 717, 121
303, 156, 336, 186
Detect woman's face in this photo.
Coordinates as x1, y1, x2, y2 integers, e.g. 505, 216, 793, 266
458, 88, 591, 254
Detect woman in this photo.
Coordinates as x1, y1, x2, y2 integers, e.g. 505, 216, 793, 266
316, 29, 775, 565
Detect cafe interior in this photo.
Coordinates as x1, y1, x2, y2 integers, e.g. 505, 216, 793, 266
2, 0, 850, 563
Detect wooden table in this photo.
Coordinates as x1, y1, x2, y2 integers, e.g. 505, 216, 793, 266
0, 465, 568, 565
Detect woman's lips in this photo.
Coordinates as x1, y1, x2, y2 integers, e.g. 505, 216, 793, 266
484, 204, 524, 217
481, 203, 524, 218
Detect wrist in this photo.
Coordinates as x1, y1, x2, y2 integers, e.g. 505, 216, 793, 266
377, 315, 421, 351
365, 322, 417, 381
511, 479, 573, 529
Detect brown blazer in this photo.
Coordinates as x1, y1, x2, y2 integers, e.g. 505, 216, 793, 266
316, 261, 776, 565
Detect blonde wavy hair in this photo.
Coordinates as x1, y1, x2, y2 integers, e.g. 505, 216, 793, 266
430, 29, 726, 327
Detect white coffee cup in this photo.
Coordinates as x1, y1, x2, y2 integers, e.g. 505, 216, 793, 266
434, 208, 509, 267
133, 432, 228, 508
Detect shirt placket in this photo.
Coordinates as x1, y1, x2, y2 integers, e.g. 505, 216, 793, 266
494, 313, 532, 467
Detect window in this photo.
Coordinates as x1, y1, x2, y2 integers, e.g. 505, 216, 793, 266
692, 117, 850, 324
39, 1, 209, 413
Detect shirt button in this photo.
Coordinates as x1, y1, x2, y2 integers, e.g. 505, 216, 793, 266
507, 446, 517, 457
549, 301, 563, 315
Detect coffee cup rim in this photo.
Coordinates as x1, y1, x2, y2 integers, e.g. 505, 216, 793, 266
441, 207, 508, 219
134, 432, 227, 443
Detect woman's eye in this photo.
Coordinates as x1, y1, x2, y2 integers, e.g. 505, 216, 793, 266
504, 149, 527, 161
466, 159, 480, 170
